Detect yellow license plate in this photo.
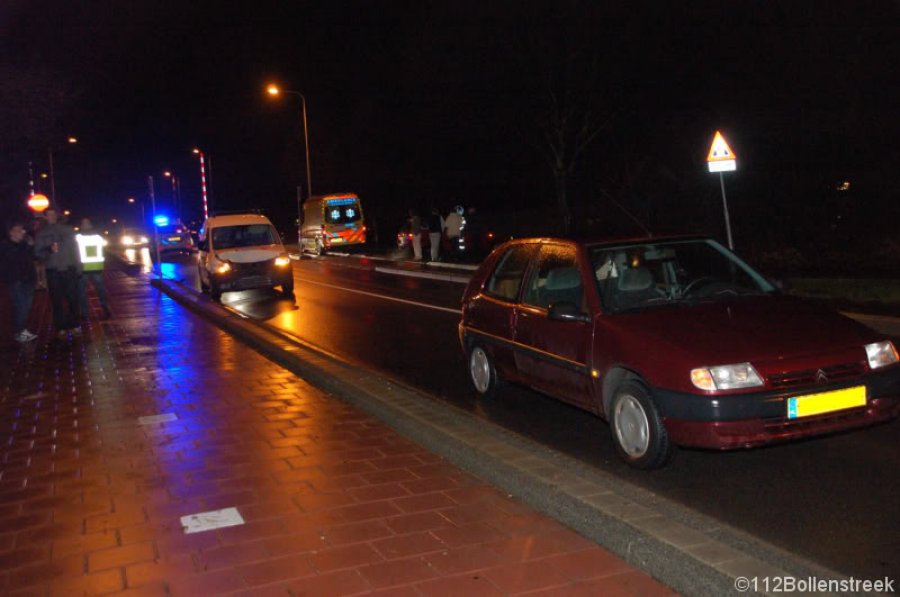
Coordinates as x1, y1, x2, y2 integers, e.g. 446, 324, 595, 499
168, 237, 181, 241
787, 386, 866, 419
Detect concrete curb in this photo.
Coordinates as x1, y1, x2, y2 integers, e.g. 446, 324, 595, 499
150, 278, 852, 597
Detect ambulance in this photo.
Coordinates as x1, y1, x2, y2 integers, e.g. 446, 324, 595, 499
299, 193, 366, 255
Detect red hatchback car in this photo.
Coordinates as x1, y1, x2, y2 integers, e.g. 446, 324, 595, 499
458, 236, 900, 468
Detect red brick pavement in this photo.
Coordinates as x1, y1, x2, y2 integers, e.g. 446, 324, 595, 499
0, 270, 676, 595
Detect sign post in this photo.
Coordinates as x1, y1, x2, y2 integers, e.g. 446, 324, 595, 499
707, 131, 737, 250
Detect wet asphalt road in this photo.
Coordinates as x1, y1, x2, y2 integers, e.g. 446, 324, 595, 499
145, 250, 900, 580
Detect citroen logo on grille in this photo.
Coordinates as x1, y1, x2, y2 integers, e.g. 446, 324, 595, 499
815, 369, 828, 384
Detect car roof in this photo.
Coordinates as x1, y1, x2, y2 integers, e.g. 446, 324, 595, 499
499, 234, 711, 250
205, 214, 274, 227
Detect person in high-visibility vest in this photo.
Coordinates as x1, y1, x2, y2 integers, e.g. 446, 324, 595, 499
76, 218, 111, 319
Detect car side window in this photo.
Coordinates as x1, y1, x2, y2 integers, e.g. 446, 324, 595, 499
522, 244, 585, 311
484, 245, 534, 302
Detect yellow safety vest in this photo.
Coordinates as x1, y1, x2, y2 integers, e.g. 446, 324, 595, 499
76, 234, 107, 272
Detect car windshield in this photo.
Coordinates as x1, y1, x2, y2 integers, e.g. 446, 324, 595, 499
590, 238, 775, 312
212, 224, 278, 249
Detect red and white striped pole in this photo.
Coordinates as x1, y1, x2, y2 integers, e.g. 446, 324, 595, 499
193, 148, 209, 220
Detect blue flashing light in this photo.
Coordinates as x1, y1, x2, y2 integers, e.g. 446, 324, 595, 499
153, 214, 170, 227
325, 198, 358, 206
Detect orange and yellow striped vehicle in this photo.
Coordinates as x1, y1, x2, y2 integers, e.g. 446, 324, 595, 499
299, 193, 366, 255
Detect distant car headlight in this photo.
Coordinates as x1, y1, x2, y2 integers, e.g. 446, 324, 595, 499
274, 254, 291, 267
864, 341, 899, 370
139, 236, 149, 244
122, 235, 134, 245
215, 261, 232, 274
691, 363, 763, 391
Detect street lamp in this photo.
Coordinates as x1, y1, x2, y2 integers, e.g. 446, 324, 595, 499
48, 136, 78, 208
163, 170, 181, 222
192, 148, 211, 220
266, 84, 312, 200
128, 196, 145, 226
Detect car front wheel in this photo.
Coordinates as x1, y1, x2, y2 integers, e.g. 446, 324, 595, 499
468, 344, 502, 399
610, 381, 672, 469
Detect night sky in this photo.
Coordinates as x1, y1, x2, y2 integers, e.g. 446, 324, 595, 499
2, 1, 899, 263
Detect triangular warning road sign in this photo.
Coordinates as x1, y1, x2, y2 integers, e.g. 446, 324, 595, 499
707, 131, 736, 172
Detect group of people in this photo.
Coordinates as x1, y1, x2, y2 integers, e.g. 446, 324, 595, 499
405, 205, 480, 262
1, 209, 111, 343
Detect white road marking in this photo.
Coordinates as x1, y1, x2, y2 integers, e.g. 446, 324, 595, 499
138, 413, 178, 425
180, 507, 245, 534
374, 266, 470, 284
296, 276, 462, 315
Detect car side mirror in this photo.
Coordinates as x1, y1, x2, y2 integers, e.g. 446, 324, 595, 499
548, 301, 590, 322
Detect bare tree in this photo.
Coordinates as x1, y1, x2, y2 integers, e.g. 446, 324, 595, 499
515, 2, 616, 233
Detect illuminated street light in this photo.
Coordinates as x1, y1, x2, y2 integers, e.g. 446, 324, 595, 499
127, 196, 145, 226
265, 83, 312, 199
162, 170, 181, 221
48, 136, 79, 208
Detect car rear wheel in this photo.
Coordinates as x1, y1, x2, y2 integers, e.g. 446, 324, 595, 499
469, 345, 502, 399
610, 381, 672, 469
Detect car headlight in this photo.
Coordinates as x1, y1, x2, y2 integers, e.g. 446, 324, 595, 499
122, 235, 134, 245
691, 363, 763, 391
139, 236, 149, 244
274, 254, 291, 267
215, 261, 232, 274
865, 341, 899, 370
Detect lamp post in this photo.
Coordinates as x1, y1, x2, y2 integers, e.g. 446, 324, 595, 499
147, 176, 162, 279
128, 196, 145, 227
48, 136, 78, 209
266, 84, 312, 200
163, 170, 181, 222
192, 148, 211, 220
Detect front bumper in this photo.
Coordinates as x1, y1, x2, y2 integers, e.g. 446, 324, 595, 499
214, 260, 292, 291
653, 366, 900, 449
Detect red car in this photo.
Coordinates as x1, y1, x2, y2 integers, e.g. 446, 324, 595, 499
458, 236, 900, 469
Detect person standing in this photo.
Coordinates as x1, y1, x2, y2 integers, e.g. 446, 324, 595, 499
35, 209, 82, 336
444, 206, 463, 259
408, 208, 423, 261
1, 221, 38, 342
427, 207, 443, 262
76, 218, 111, 319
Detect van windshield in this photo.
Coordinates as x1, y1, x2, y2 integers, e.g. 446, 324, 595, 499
325, 199, 361, 225
212, 224, 278, 249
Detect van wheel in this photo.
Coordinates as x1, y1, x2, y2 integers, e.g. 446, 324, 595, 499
469, 345, 502, 399
610, 381, 672, 469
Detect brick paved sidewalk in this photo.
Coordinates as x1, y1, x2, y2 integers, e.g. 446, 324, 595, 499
0, 270, 676, 596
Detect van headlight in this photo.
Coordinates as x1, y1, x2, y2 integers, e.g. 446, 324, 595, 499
274, 254, 291, 267
215, 261, 232, 274
691, 363, 763, 391
865, 341, 899, 370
